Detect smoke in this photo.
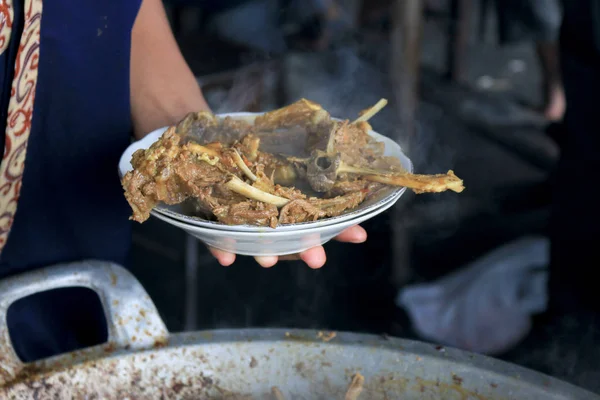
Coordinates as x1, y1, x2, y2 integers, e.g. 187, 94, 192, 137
203, 43, 465, 233
205, 63, 276, 114
284, 47, 394, 130
282, 46, 464, 228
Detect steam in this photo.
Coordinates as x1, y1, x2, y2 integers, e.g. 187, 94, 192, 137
202, 45, 465, 231
204, 62, 277, 114
281, 47, 464, 229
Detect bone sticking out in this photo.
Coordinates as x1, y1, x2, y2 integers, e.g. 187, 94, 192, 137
353, 98, 388, 124
345, 373, 365, 400
336, 163, 389, 177
186, 142, 220, 158
364, 170, 465, 193
224, 176, 290, 207
231, 148, 257, 181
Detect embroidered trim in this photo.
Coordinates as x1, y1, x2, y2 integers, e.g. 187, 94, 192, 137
0, 0, 13, 55
0, 0, 42, 252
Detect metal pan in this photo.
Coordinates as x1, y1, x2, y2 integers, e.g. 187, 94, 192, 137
0, 261, 597, 399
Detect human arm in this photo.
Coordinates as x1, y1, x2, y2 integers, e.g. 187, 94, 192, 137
129, 0, 366, 268
130, 0, 210, 139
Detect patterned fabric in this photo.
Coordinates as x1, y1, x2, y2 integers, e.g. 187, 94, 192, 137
0, 0, 42, 251
0, 0, 142, 274
0, 0, 13, 55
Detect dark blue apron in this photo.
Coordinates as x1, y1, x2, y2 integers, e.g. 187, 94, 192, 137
0, 0, 142, 361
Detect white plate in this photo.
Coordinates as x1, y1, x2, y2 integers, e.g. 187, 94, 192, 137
119, 112, 412, 232
150, 189, 401, 257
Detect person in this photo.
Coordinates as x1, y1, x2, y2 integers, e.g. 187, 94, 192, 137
495, 0, 565, 121
1, 0, 366, 361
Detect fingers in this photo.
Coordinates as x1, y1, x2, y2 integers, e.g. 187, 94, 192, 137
255, 246, 327, 269
299, 246, 327, 269
209, 246, 277, 268
254, 256, 278, 268
334, 225, 367, 243
208, 247, 236, 267
209, 224, 364, 269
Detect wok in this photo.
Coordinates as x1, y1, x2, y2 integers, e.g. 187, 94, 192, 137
0, 261, 597, 399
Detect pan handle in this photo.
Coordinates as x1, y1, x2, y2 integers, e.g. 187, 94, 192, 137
0, 260, 169, 386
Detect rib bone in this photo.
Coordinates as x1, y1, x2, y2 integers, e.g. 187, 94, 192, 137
353, 98, 388, 124
224, 176, 290, 207
230, 148, 257, 181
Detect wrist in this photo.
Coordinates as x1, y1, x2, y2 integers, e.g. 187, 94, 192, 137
132, 88, 211, 139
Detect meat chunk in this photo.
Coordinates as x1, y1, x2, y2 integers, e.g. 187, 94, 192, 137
213, 200, 279, 227
278, 191, 367, 224
122, 127, 226, 222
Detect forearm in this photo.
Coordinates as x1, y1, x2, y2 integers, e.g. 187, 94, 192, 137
130, 0, 210, 139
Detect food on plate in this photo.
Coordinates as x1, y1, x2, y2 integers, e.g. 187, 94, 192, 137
121, 99, 464, 227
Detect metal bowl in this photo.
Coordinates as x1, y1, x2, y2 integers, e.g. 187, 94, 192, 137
1, 262, 598, 400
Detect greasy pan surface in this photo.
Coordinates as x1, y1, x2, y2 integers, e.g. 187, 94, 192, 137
3, 329, 598, 400
0, 263, 596, 400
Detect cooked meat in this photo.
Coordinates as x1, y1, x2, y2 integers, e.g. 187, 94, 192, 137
278, 199, 324, 224
213, 200, 279, 228
333, 120, 377, 167
254, 98, 327, 130
278, 191, 367, 224
326, 179, 377, 197
310, 191, 366, 216
273, 185, 306, 200
122, 127, 226, 222
176, 111, 254, 145
122, 98, 464, 227
121, 127, 267, 223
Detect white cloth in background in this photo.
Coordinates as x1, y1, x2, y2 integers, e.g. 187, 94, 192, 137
396, 236, 549, 355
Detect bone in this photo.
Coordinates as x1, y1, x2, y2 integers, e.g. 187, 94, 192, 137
299, 152, 465, 194
230, 148, 257, 181
353, 98, 388, 124
224, 176, 290, 207
185, 142, 221, 158
364, 170, 465, 193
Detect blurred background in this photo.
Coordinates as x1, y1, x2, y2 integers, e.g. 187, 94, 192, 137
128, 0, 600, 393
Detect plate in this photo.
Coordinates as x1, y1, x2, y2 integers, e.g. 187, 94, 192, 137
119, 112, 412, 232
150, 188, 402, 256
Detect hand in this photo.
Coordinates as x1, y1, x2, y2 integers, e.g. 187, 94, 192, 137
209, 225, 367, 269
